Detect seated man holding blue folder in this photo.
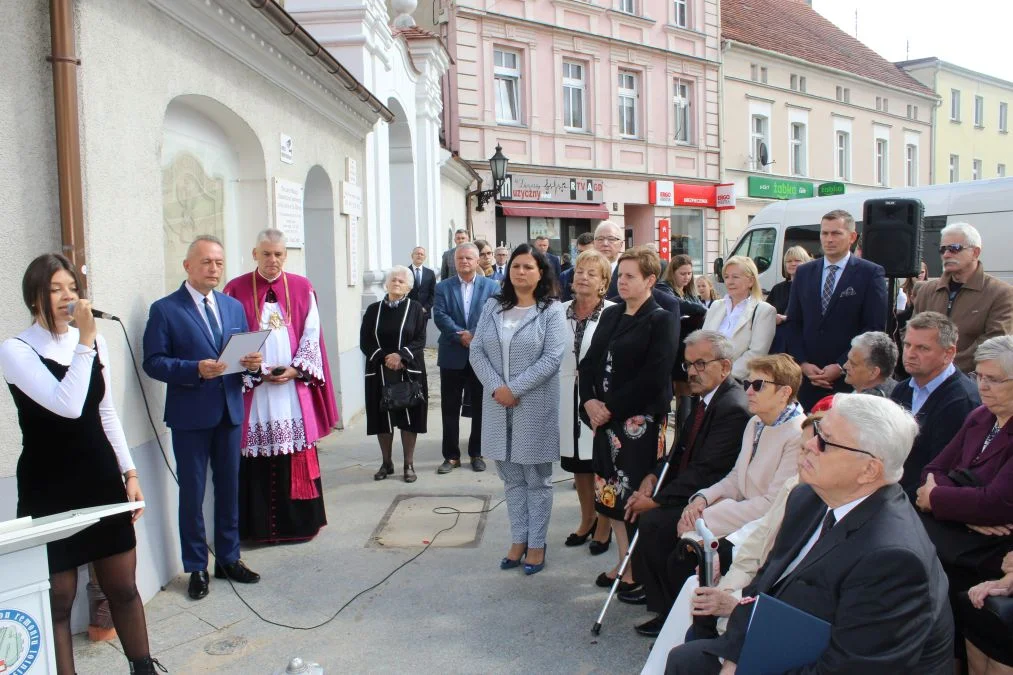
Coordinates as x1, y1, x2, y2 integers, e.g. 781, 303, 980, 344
666, 394, 954, 675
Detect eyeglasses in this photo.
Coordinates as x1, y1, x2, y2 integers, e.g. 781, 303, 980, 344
594, 236, 623, 244
812, 420, 876, 457
741, 379, 781, 393
971, 371, 1013, 387
939, 244, 970, 255
682, 358, 722, 372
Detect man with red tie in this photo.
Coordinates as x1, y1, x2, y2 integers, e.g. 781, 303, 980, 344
619, 330, 751, 637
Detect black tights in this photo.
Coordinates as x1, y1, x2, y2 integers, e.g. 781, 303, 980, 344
50, 549, 149, 675
377, 430, 417, 468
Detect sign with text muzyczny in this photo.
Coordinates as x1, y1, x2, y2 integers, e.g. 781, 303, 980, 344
498, 174, 604, 203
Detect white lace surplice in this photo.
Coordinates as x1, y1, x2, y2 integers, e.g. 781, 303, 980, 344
244, 294, 323, 457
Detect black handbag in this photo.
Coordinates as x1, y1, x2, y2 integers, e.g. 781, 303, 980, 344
380, 375, 425, 412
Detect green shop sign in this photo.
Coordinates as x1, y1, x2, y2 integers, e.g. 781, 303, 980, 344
818, 182, 846, 197
747, 176, 814, 200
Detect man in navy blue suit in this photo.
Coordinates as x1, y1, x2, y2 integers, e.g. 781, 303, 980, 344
433, 243, 500, 474
533, 236, 562, 285
406, 246, 437, 317
143, 236, 264, 600
785, 210, 888, 410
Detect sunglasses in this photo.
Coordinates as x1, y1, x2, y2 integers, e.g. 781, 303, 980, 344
741, 379, 780, 392
939, 244, 969, 255
812, 420, 876, 457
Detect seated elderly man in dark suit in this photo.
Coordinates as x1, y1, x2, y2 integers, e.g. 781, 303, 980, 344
666, 393, 953, 675
621, 330, 751, 637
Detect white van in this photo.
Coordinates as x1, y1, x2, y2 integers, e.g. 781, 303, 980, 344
716, 177, 1013, 291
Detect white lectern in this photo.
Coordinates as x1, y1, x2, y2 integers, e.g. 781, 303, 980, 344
0, 502, 143, 674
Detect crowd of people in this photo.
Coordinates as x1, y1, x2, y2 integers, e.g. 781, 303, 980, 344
374, 212, 1013, 674
5, 209, 1013, 673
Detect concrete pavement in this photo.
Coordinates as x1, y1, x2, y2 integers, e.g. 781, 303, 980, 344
73, 349, 660, 674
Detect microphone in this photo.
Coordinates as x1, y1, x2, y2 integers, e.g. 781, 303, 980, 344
67, 301, 120, 322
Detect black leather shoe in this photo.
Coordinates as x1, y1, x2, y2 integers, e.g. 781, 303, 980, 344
634, 615, 666, 638
214, 559, 261, 584
471, 456, 487, 472
589, 529, 612, 556
618, 586, 648, 605
188, 570, 209, 600
437, 459, 460, 474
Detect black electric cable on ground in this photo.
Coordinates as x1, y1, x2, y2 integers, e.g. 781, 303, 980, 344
114, 318, 571, 630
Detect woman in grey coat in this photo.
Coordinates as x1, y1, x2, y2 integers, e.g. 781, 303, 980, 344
470, 244, 567, 575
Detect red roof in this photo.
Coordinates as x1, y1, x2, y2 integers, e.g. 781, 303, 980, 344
391, 25, 442, 41
721, 0, 935, 96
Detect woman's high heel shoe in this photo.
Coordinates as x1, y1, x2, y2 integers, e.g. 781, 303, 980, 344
523, 551, 547, 575
565, 518, 597, 547
500, 546, 527, 570
588, 528, 612, 556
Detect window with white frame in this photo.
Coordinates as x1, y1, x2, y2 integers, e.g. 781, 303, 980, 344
1000, 102, 1008, 132
949, 154, 960, 182
906, 104, 918, 120
673, 78, 692, 143
790, 122, 807, 176
836, 130, 851, 180
751, 114, 770, 171
494, 48, 521, 124
618, 70, 639, 137
562, 61, 586, 131
876, 97, 883, 111
790, 74, 807, 92
974, 96, 984, 127
618, 0, 636, 13
905, 144, 918, 187
836, 86, 850, 103
875, 138, 889, 186
999, 163, 1007, 177
760, 67, 768, 84
951, 89, 961, 121
973, 159, 982, 180
673, 0, 688, 27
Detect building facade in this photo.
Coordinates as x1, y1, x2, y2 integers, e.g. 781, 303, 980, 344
421, 0, 726, 274
898, 58, 1013, 185
719, 0, 936, 252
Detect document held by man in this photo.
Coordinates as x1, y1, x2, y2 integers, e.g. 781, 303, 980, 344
736, 593, 831, 675
217, 329, 271, 374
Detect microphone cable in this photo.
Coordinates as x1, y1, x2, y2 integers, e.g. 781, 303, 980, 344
113, 318, 572, 630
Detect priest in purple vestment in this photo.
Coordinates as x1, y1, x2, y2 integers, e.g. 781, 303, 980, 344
222, 229, 338, 543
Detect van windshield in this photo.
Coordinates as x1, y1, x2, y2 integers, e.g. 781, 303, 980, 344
728, 227, 776, 273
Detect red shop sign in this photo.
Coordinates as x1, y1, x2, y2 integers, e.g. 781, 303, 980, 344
657, 219, 671, 261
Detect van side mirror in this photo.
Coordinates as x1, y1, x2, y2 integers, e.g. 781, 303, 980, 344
713, 257, 724, 282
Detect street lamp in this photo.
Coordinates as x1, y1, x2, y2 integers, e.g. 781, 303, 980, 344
475, 144, 509, 211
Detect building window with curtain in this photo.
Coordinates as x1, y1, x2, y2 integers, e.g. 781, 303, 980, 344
751, 114, 769, 172
973, 159, 982, 180
673, 0, 688, 27
951, 89, 961, 121
790, 122, 806, 176
905, 144, 918, 187
494, 48, 521, 124
949, 154, 960, 182
618, 70, 639, 138
674, 78, 692, 144
875, 138, 888, 186
836, 130, 851, 180
562, 61, 586, 131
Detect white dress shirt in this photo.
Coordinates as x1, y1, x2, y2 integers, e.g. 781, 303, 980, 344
821, 251, 851, 297
185, 281, 222, 342
459, 275, 476, 323
717, 296, 750, 338
777, 493, 869, 582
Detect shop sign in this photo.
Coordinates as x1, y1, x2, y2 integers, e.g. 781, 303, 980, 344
649, 181, 736, 210
657, 219, 671, 261
498, 174, 604, 203
747, 176, 813, 200
818, 182, 846, 197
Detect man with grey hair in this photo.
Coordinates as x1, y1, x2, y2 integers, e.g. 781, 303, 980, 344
406, 246, 436, 316
890, 311, 980, 500
222, 228, 338, 545
844, 331, 898, 397
667, 393, 954, 674
913, 222, 1013, 372
619, 330, 751, 635
440, 228, 470, 280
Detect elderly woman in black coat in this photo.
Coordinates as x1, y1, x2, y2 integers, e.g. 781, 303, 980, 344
361, 266, 429, 483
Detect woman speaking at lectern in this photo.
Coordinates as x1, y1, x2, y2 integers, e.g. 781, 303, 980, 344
0, 254, 162, 674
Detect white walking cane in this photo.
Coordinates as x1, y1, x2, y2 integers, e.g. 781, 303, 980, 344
591, 459, 674, 636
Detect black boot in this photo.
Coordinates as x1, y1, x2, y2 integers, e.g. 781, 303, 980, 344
129, 656, 168, 673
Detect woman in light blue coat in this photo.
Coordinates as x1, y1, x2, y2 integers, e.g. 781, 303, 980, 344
470, 244, 567, 575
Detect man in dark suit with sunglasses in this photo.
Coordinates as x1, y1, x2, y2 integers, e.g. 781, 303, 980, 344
620, 330, 750, 637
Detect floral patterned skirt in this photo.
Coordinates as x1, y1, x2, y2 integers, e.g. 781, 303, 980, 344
591, 413, 667, 521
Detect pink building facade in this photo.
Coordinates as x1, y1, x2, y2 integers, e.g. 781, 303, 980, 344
423, 0, 725, 271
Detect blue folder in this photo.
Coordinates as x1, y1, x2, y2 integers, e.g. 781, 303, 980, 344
736, 593, 831, 675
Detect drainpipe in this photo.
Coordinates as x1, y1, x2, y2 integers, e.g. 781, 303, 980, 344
49, 0, 88, 290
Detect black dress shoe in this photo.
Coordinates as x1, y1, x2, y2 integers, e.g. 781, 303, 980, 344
634, 615, 666, 638
188, 570, 209, 600
214, 559, 261, 584
618, 586, 648, 605
471, 456, 487, 472
588, 529, 612, 556
566, 518, 597, 547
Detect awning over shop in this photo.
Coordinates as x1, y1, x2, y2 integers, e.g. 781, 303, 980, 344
499, 201, 610, 220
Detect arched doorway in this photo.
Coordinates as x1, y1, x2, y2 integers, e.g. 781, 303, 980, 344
161, 95, 266, 289
303, 165, 342, 424
387, 98, 418, 262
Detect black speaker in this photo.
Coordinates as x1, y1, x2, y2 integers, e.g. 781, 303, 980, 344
862, 198, 924, 278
